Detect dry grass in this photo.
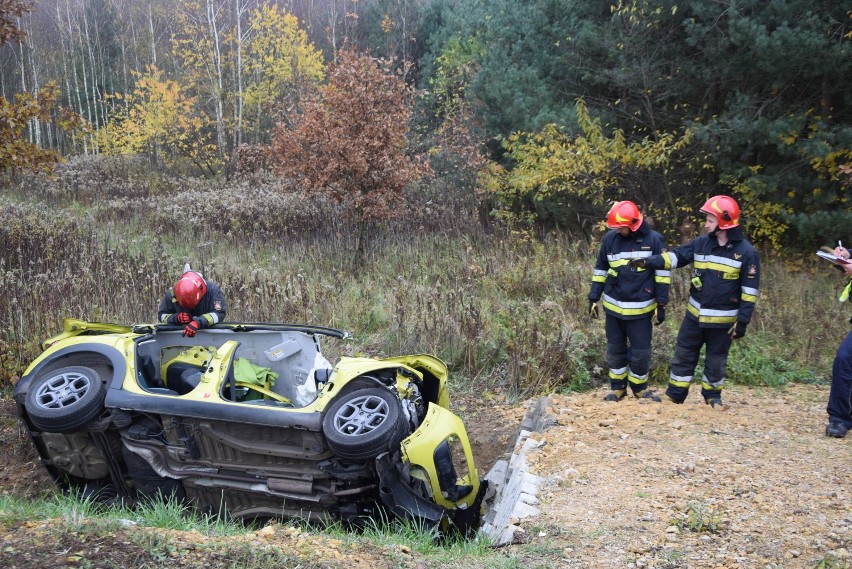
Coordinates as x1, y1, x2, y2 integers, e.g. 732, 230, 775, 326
0, 158, 845, 395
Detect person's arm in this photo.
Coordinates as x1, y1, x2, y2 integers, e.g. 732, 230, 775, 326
589, 240, 609, 303
194, 282, 227, 328
653, 233, 671, 307
737, 248, 761, 324
158, 290, 182, 324
629, 239, 695, 271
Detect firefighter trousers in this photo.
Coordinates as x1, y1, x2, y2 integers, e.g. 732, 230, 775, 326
827, 328, 852, 428
666, 315, 732, 403
605, 314, 653, 394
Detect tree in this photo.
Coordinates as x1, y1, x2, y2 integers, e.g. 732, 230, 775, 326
481, 99, 692, 233
0, 0, 84, 174
419, 0, 851, 246
270, 49, 429, 256
0, 0, 30, 44
97, 65, 215, 172
170, 1, 327, 171
243, 3, 325, 140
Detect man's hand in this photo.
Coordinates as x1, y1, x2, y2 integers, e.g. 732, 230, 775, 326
183, 320, 201, 337
589, 301, 600, 319
728, 321, 747, 339
654, 305, 666, 326
627, 258, 646, 270
176, 312, 192, 324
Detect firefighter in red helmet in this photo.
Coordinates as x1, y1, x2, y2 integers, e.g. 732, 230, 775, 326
629, 195, 760, 408
589, 201, 669, 401
158, 269, 227, 337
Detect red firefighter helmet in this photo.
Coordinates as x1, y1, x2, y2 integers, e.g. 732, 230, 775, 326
700, 195, 740, 230
606, 201, 644, 232
174, 271, 207, 309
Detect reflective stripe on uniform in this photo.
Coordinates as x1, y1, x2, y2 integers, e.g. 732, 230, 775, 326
628, 370, 649, 385
694, 253, 742, 275
701, 375, 724, 389
669, 373, 692, 388
592, 269, 608, 283
606, 250, 653, 264
741, 286, 758, 303
609, 366, 628, 380
687, 297, 738, 324
603, 293, 656, 316
663, 252, 678, 269
655, 269, 672, 284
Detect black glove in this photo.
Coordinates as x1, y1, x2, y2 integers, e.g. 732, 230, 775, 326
628, 256, 663, 270
654, 304, 666, 326
176, 312, 192, 324
728, 321, 747, 339
589, 300, 600, 319
183, 320, 201, 337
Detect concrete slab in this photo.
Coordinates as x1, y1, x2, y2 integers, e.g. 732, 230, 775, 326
480, 396, 555, 545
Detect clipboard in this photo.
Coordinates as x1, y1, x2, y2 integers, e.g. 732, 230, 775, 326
817, 250, 852, 266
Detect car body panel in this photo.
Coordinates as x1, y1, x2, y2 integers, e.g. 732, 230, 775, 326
402, 405, 480, 509
14, 318, 484, 534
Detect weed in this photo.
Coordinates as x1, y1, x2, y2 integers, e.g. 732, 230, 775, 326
658, 548, 687, 568
814, 556, 852, 569
677, 500, 724, 533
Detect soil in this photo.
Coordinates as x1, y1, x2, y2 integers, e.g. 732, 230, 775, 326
1, 385, 850, 568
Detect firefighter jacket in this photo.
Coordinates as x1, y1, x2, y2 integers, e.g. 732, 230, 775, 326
588, 221, 670, 320
158, 281, 227, 328
652, 229, 759, 328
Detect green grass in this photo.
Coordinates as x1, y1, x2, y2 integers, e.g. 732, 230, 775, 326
0, 490, 516, 567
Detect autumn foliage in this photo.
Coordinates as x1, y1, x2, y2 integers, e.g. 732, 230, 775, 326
0, 1, 84, 175
269, 50, 430, 240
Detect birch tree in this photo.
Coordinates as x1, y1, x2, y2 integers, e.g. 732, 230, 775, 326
243, 3, 324, 140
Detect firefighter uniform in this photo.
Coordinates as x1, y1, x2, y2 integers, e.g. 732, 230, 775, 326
589, 220, 670, 396
826, 263, 852, 438
158, 280, 227, 329
647, 227, 760, 404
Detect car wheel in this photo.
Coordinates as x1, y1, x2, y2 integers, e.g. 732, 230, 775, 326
323, 387, 406, 461
25, 366, 106, 433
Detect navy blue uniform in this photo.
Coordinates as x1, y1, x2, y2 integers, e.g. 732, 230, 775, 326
589, 221, 669, 394
827, 327, 852, 432
826, 273, 852, 434
645, 229, 760, 403
158, 280, 227, 329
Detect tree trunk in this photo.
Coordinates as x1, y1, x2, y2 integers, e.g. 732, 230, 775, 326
148, 1, 157, 66
206, 0, 227, 162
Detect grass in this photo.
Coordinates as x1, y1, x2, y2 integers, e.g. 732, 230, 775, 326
0, 490, 519, 568
0, 157, 847, 399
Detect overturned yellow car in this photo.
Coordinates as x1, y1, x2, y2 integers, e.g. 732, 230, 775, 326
14, 319, 486, 534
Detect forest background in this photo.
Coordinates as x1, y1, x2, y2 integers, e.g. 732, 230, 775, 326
0, 0, 850, 398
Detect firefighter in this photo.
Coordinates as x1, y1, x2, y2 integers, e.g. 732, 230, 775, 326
589, 200, 670, 401
826, 244, 852, 438
158, 269, 227, 337
629, 195, 760, 407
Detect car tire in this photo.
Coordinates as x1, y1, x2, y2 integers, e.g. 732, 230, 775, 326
25, 366, 106, 433
323, 387, 405, 461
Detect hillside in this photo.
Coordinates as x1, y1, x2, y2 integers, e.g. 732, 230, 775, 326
1, 383, 850, 568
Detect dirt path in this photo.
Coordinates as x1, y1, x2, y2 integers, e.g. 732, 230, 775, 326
1, 385, 850, 568
507, 384, 852, 568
